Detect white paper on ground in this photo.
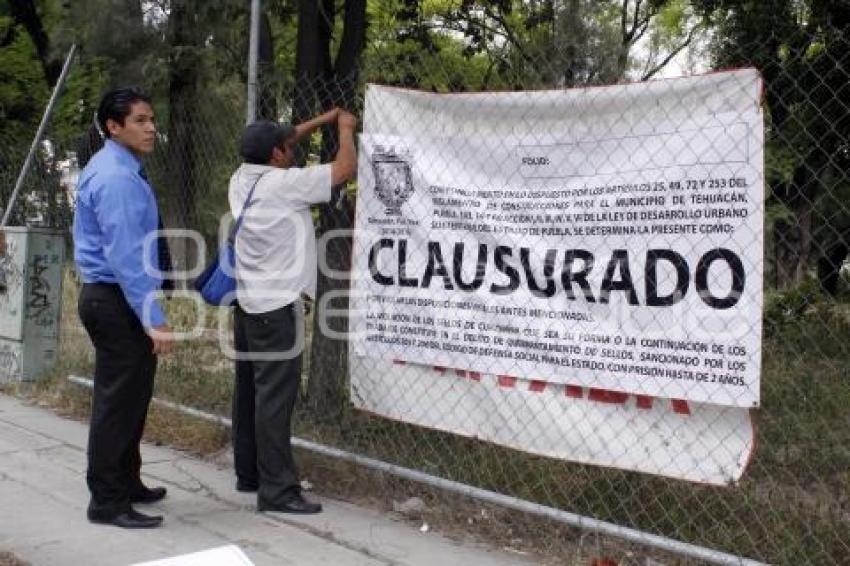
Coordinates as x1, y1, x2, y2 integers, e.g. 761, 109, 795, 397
131, 545, 254, 566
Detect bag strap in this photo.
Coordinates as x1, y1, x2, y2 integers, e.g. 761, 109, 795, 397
228, 171, 269, 245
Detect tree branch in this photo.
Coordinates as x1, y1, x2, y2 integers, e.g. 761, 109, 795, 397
641, 23, 705, 81
632, 16, 651, 45
8, 0, 60, 85
621, 0, 629, 39
633, 0, 644, 34
436, 8, 536, 67
334, 0, 367, 101
1, 19, 17, 48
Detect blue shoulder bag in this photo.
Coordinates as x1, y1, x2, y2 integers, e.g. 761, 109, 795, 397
194, 173, 266, 306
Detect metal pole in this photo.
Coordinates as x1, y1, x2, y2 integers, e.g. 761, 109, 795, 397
246, 0, 261, 125
1, 43, 78, 228
67, 373, 767, 566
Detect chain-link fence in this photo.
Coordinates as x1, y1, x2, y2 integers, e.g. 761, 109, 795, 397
2, 14, 849, 565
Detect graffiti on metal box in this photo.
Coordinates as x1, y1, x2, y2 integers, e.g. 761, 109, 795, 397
0, 343, 22, 378
26, 254, 54, 326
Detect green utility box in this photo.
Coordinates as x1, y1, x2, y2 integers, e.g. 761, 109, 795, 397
0, 227, 65, 382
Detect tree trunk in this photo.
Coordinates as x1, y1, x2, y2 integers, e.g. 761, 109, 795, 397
291, 0, 321, 166
257, 12, 277, 120
772, 158, 822, 288
793, 153, 828, 285
560, 0, 580, 86
773, 220, 798, 290
794, 205, 813, 284
306, 0, 367, 421
165, 0, 201, 278
8, 0, 61, 86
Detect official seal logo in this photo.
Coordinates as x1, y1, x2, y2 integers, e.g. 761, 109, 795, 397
371, 146, 414, 216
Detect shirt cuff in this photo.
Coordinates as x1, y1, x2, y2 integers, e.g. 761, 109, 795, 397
138, 299, 167, 329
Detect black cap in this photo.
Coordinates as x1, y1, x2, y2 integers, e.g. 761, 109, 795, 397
239, 120, 296, 164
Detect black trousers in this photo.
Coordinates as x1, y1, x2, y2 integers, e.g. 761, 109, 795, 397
78, 283, 156, 515
233, 302, 302, 506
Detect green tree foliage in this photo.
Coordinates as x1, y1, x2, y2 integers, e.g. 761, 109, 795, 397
1, 0, 259, 234
63, 0, 152, 86
0, 4, 52, 225
6, 0, 63, 85
0, 1, 155, 229
364, 0, 707, 91
696, 0, 850, 290
0, 14, 50, 154
3, 0, 151, 150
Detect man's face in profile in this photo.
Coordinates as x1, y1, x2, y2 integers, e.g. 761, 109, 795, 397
108, 101, 156, 156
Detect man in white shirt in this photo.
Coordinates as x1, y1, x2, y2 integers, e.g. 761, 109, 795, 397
229, 108, 356, 514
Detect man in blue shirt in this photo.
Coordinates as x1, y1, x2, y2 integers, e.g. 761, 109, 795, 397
73, 87, 174, 529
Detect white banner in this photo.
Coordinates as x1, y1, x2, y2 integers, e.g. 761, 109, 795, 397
352, 70, 764, 408
349, 358, 755, 485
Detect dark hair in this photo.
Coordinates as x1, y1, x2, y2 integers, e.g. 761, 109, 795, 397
96, 86, 152, 139
77, 121, 104, 168
239, 120, 296, 164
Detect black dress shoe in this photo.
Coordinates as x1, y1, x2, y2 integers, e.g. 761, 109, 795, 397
258, 493, 322, 514
131, 486, 167, 504
88, 508, 163, 529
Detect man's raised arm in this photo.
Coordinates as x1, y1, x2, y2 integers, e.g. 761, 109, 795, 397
331, 110, 357, 186
292, 108, 340, 144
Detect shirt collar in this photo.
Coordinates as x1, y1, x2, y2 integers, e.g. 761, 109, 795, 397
240, 162, 276, 173
104, 139, 143, 172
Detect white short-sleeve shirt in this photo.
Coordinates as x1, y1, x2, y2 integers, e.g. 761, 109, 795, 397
228, 162, 332, 314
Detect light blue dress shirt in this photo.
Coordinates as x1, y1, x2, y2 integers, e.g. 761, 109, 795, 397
73, 139, 166, 328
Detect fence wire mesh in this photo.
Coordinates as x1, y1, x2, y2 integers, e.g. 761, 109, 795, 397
1, 17, 848, 566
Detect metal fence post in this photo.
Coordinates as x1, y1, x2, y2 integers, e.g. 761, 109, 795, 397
1, 44, 77, 229
0, 43, 77, 295
245, 0, 261, 125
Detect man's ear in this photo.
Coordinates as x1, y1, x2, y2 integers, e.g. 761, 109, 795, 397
106, 118, 121, 137
271, 146, 285, 163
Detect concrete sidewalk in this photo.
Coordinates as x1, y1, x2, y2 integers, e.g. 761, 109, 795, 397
0, 394, 533, 566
